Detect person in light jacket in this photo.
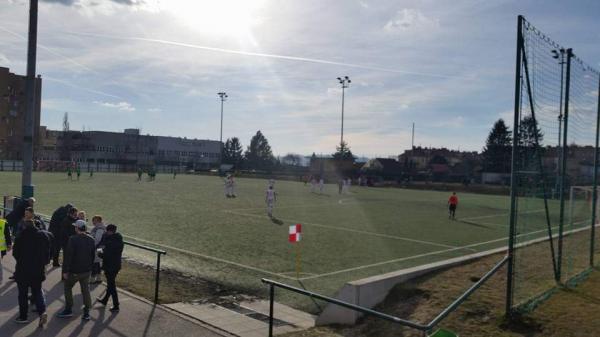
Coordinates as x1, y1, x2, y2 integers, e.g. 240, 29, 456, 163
89, 215, 106, 284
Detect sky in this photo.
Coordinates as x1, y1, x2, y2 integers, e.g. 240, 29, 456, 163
0, 0, 599, 158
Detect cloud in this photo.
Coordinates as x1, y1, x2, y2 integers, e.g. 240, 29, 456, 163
147, 107, 161, 112
383, 9, 439, 34
94, 101, 136, 111
0, 52, 9, 65
41, 0, 76, 5
41, 0, 144, 5
432, 116, 465, 128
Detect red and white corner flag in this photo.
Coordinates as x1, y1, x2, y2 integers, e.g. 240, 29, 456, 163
289, 224, 302, 243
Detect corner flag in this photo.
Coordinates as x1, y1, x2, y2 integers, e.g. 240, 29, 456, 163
289, 224, 302, 243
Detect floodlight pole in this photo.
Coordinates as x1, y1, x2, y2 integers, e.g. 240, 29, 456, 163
218, 92, 227, 167
22, 0, 39, 199
337, 76, 351, 145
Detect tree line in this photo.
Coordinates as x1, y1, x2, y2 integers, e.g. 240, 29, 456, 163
223, 131, 355, 170
482, 116, 543, 173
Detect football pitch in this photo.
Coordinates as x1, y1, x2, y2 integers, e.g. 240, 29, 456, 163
0, 172, 584, 309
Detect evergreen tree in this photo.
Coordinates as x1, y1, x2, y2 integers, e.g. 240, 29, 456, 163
332, 141, 354, 162
223, 137, 244, 167
482, 119, 512, 173
244, 131, 275, 169
62, 112, 70, 132
518, 116, 544, 147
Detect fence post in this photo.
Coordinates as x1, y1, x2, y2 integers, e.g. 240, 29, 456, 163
154, 252, 161, 304
591, 75, 600, 267
269, 284, 274, 337
557, 48, 573, 282
506, 15, 524, 317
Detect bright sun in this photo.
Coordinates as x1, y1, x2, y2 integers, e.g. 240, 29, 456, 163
160, 0, 266, 38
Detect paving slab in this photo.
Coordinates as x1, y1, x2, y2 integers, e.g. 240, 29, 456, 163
0, 253, 232, 337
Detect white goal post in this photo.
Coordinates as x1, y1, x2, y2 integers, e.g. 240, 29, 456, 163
569, 186, 600, 227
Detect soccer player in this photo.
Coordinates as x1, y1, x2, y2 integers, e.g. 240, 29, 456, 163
76, 166, 81, 181
448, 192, 459, 220
137, 167, 143, 181
67, 166, 72, 181
319, 177, 325, 194
310, 176, 317, 193
268, 178, 275, 189
265, 185, 277, 218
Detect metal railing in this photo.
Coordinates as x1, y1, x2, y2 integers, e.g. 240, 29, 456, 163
1, 202, 167, 303
122, 240, 166, 303
262, 255, 508, 336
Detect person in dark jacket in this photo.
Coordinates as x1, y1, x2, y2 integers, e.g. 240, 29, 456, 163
5, 197, 35, 237
58, 220, 95, 321
97, 224, 124, 312
59, 207, 78, 258
16, 207, 45, 237
48, 203, 73, 266
12, 219, 51, 327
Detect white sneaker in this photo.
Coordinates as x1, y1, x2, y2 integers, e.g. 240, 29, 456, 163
39, 312, 48, 328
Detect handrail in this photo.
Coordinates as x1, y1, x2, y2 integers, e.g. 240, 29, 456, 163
262, 256, 508, 336
262, 278, 428, 330
427, 255, 508, 327
123, 240, 166, 255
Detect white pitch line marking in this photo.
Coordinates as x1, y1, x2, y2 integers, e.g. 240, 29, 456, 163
120, 235, 297, 280
228, 199, 358, 212
298, 222, 594, 281
460, 208, 545, 222
225, 210, 467, 251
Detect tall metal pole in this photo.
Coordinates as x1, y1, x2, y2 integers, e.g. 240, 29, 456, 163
557, 48, 573, 282
555, 50, 565, 199
217, 92, 227, 167
590, 75, 600, 267
506, 15, 524, 317
22, 0, 38, 199
337, 76, 350, 146
412, 122, 415, 149
220, 99, 224, 144
341, 85, 345, 145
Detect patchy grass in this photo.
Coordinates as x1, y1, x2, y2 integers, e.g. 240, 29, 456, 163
282, 250, 600, 337
115, 259, 239, 304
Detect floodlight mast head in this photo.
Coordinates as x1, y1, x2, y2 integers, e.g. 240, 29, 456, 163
338, 76, 351, 88
218, 92, 228, 101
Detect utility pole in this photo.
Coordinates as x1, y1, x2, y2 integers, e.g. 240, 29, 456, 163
411, 122, 415, 149
22, 0, 39, 199
217, 92, 228, 167
337, 76, 351, 145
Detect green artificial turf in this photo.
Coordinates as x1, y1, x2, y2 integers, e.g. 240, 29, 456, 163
0, 172, 587, 311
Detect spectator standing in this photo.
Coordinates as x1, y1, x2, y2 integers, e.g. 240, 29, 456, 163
5, 197, 35, 237
0, 217, 12, 283
59, 208, 78, 263
90, 215, 106, 284
12, 219, 51, 327
49, 203, 73, 267
97, 224, 124, 312
58, 220, 95, 321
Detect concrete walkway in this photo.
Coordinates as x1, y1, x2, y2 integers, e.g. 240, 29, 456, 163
0, 253, 232, 337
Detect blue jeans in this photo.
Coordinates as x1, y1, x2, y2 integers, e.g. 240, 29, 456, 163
17, 281, 46, 319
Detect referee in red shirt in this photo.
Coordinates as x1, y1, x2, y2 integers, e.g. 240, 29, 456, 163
448, 192, 458, 220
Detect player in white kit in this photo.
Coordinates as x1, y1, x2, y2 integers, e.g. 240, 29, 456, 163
265, 185, 276, 218
319, 177, 325, 194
